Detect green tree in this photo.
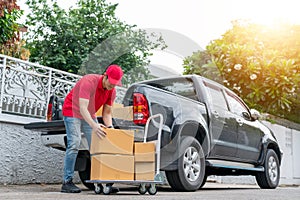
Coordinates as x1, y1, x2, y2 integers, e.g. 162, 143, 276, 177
184, 20, 300, 123
0, 0, 21, 44
24, 0, 165, 86
0, 0, 29, 60
183, 50, 223, 83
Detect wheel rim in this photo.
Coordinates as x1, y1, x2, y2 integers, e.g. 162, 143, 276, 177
138, 184, 147, 194
148, 184, 157, 195
268, 156, 278, 182
183, 146, 201, 182
103, 185, 111, 194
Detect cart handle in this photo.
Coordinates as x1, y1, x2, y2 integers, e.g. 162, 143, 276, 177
143, 114, 163, 175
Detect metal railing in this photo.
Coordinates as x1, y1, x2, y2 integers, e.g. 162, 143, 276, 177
0, 54, 80, 120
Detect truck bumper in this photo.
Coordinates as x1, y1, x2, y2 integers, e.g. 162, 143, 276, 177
41, 133, 89, 151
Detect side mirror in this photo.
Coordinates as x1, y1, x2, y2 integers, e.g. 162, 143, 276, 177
250, 109, 261, 120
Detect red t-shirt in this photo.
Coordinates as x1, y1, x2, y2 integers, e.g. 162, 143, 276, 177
62, 74, 116, 119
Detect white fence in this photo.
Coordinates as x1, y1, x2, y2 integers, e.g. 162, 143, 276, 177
0, 54, 80, 121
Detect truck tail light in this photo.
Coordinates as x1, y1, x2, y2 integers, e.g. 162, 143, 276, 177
47, 95, 56, 121
47, 103, 53, 121
133, 93, 149, 125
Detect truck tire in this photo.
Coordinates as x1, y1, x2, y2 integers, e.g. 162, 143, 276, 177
165, 136, 205, 191
255, 149, 280, 189
78, 158, 95, 191
199, 174, 207, 189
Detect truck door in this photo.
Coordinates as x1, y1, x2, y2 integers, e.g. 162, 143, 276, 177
224, 91, 263, 162
205, 83, 237, 159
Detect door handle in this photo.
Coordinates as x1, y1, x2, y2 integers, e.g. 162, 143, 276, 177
236, 118, 244, 126
213, 111, 219, 118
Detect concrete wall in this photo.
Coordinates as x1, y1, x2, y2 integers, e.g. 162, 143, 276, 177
0, 121, 65, 184
0, 116, 299, 185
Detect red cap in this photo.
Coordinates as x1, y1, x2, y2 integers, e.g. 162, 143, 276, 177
106, 64, 123, 86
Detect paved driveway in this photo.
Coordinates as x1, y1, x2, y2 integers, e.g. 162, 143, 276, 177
0, 182, 299, 200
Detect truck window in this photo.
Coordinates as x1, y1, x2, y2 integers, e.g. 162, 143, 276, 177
225, 91, 250, 117
146, 78, 198, 101
204, 83, 228, 110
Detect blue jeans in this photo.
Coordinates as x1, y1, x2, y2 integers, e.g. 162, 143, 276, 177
63, 117, 96, 183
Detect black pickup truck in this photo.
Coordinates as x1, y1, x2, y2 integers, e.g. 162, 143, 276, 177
25, 75, 282, 191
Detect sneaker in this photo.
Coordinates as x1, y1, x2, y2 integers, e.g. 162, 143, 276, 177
61, 180, 81, 193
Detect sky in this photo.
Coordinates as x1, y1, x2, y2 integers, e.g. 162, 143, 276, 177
17, 0, 300, 73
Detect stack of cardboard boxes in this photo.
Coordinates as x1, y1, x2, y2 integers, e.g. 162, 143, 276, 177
90, 105, 156, 181
90, 129, 156, 181
90, 128, 135, 180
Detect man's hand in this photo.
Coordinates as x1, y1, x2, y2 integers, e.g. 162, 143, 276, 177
79, 98, 108, 139
92, 123, 107, 139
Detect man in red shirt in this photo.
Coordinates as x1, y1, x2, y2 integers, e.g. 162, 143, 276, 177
61, 65, 123, 193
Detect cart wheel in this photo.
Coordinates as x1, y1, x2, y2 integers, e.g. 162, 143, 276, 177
103, 184, 112, 195
94, 184, 103, 194
147, 184, 157, 195
138, 184, 147, 195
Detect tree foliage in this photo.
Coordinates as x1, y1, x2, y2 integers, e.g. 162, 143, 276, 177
24, 0, 166, 86
0, 0, 20, 43
183, 20, 300, 123
0, 0, 29, 60
183, 50, 223, 83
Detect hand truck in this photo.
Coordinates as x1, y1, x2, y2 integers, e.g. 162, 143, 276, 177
86, 114, 165, 195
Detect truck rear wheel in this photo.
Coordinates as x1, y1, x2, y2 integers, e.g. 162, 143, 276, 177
199, 174, 207, 189
166, 136, 205, 191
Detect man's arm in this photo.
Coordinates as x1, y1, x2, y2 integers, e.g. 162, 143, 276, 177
79, 98, 106, 138
102, 104, 113, 127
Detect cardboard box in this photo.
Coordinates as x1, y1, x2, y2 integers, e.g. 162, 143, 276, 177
90, 129, 134, 155
95, 103, 133, 121
91, 154, 134, 180
135, 162, 155, 180
95, 103, 124, 117
112, 106, 133, 120
134, 142, 155, 162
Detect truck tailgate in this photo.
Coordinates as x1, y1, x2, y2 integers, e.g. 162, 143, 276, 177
23, 118, 138, 132
24, 120, 65, 132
